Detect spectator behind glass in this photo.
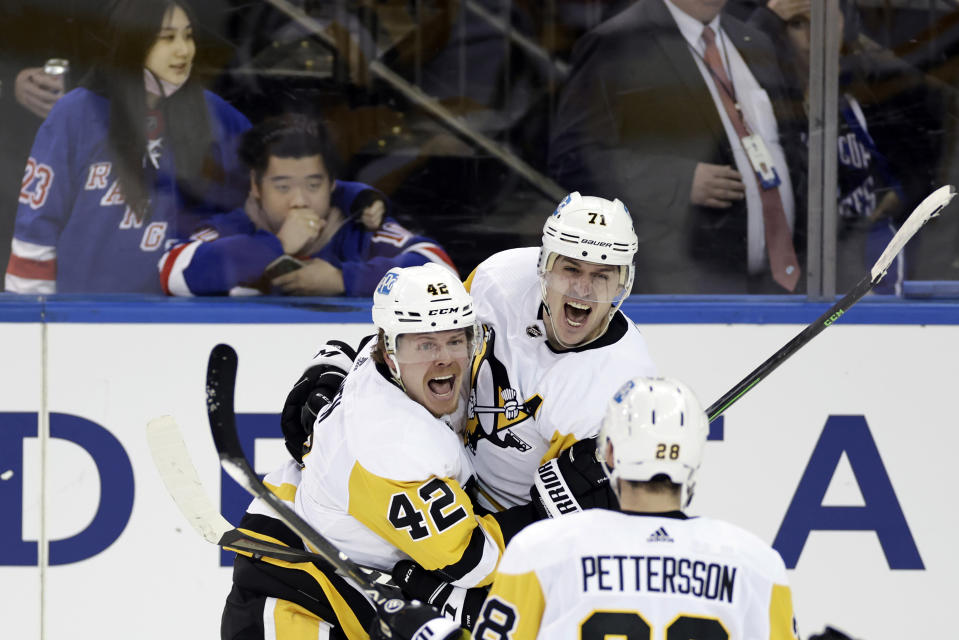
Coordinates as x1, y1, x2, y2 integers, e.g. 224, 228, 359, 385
4, 0, 251, 294
0, 0, 107, 289
158, 114, 458, 297
744, 0, 925, 294
548, 0, 806, 294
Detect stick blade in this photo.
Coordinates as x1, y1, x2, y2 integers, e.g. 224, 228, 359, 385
146, 415, 234, 545
206, 343, 243, 460
871, 184, 956, 282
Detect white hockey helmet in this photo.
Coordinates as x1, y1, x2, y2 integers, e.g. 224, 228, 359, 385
371, 263, 478, 382
538, 193, 638, 344
598, 377, 709, 508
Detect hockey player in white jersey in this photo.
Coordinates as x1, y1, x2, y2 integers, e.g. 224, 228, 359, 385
284, 191, 657, 517
462, 192, 656, 514
221, 264, 528, 639
473, 376, 799, 640
279, 192, 657, 620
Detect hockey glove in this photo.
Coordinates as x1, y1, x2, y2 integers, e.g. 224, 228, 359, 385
808, 626, 855, 640
281, 340, 357, 463
368, 598, 468, 640
530, 436, 617, 518
392, 560, 487, 630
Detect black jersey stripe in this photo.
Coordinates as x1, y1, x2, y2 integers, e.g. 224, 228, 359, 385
434, 523, 490, 583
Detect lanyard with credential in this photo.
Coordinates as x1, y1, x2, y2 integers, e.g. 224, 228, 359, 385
686, 28, 756, 134
687, 28, 782, 189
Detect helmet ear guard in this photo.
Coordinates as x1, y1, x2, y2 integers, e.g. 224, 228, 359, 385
597, 377, 709, 508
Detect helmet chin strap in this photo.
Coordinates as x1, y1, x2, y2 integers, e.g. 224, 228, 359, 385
384, 339, 407, 391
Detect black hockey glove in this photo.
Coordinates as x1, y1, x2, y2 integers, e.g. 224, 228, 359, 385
392, 560, 487, 630
368, 598, 468, 640
529, 436, 617, 518
281, 340, 357, 463
808, 626, 855, 640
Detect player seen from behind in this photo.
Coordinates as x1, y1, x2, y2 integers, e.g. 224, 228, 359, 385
473, 376, 800, 640
221, 264, 537, 639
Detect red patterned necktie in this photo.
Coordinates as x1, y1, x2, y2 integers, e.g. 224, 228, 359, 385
702, 25, 800, 291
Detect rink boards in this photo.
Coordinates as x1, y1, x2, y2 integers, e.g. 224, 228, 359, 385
0, 296, 955, 640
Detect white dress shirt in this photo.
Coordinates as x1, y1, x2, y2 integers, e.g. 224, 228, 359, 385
665, 0, 795, 274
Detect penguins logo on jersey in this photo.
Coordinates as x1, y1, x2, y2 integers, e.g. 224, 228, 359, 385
464, 324, 543, 453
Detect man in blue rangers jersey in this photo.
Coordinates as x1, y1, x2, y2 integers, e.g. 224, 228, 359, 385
159, 115, 457, 297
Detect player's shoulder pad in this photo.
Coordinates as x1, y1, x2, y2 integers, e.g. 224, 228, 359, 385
469, 247, 539, 302
693, 517, 790, 583
345, 369, 465, 483
351, 414, 465, 483
498, 510, 597, 574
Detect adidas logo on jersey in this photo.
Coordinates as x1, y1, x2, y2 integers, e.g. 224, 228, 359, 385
647, 527, 673, 543
526, 324, 543, 338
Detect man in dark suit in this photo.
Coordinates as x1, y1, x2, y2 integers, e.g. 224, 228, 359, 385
548, 0, 805, 294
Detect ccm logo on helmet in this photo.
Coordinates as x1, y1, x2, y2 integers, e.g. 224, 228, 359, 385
429, 307, 460, 315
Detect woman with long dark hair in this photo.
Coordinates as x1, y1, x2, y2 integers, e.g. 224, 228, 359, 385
6, 0, 250, 293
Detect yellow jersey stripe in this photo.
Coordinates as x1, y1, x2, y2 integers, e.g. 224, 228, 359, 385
264, 481, 298, 503
464, 268, 478, 292
233, 528, 368, 640
477, 570, 545, 640
270, 598, 331, 640
347, 461, 501, 583
539, 431, 580, 466
769, 583, 798, 640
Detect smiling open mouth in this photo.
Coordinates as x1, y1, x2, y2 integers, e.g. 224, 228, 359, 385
427, 374, 455, 397
564, 301, 592, 328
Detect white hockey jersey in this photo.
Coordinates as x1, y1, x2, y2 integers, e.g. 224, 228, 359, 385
476, 509, 799, 640
464, 247, 657, 510
294, 345, 505, 587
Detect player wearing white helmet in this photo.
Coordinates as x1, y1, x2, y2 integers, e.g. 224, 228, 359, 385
461, 191, 655, 514
474, 377, 799, 640
537, 192, 637, 348
221, 264, 523, 640
277, 193, 658, 625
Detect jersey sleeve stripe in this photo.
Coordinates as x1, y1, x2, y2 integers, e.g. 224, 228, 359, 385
435, 520, 502, 588
264, 480, 298, 504
404, 242, 457, 272
159, 240, 201, 296
11, 238, 56, 261
230, 533, 374, 639
539, 431, 580, 466
239, 514, 307, 552
4, 272, 55, 294
477, 572, 546, 640
6, 253, 56, 282
768, 583, 798, 640
463, 267, 478, 292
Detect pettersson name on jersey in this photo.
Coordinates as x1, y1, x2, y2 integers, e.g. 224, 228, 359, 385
581, 554, 736, 603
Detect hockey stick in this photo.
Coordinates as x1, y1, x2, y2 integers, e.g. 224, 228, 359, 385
206, 343, 418, 613
146, 415, 394, 582
707, 184, 956, 422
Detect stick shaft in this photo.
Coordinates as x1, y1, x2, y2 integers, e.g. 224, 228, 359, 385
706, 184, 955, 422
206, 344, 395, 605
